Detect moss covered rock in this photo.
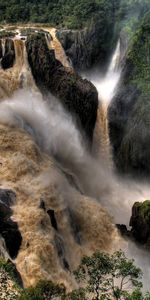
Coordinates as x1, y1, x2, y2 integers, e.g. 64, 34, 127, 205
130, 200, 150, 244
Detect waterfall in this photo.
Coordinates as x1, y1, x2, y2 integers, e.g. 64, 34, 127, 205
0, 27, 150, 291
1, 39, 5, 57
0, 38, 39, 99
92, 39, 121, 104
0, 90, 117, 287
84, 40, 121, 162
44, 28, 72, 69
108, 40, 121, 73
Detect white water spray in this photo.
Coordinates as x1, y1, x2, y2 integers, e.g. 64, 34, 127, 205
85, 40, 121, 104
0, 89, 150, 289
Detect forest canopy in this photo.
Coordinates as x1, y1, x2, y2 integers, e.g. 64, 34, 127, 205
0, 0, 149, 29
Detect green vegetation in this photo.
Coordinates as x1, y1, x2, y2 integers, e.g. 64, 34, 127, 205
116, 0, 150, 34
0, 30, 15, 38
127, 12, 150, 97
0, 0, 120, 29
0, 258, 18, 282
134, 200, 150, 222
74, 250, 143, 300
11, 250, 150, 299
18, 280, 65, 300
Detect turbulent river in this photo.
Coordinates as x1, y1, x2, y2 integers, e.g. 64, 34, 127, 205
0, 28, 150, 290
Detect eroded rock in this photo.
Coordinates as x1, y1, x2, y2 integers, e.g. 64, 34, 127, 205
1, 39, 15, 69
26, 33, 98, 142
0, 189, 22, 259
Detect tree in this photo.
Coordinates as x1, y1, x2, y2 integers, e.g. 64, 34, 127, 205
74, 250, 143, 300
19, 280, 65, 300
64, 288, 86, 300
144, 293, 150, 300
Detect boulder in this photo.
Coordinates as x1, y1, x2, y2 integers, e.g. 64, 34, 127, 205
130, 201, 150, 244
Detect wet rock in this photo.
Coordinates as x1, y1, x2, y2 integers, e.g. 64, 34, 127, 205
55, 235, 70, 271
56, 19, 115, 71
129, 201, 150, 244
39, 199, 46, 211
47, 210, 58, 231
116, 224, 131, 238
26, 33, 98, 142
1, 39, 15, 69
63, 258, 70, 271
0, 189, 16, 207
0, 189, 22, 259
68, 209, 81, 244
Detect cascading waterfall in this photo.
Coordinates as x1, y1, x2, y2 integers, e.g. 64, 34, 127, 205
0, 90, 118, 288
45, 28, 72, 69
0, 28, 150, 290
82, 40, 150, 289
89, 40, 121, 163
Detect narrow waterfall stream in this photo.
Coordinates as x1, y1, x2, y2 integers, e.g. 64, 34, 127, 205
92, 40, 121, 104
83, 40, 121, 163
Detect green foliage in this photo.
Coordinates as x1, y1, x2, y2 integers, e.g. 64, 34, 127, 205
127, 12, 150, 97
19, 280, 65, 300
0, 258, 17, 282
64, 288, 86, 300
114, 0, 150, 41
0, 30, 15, 38
74, 250, 143, 300
0, 0, 119, 29
144, 292, 150, 300
0, 252, 149, 300
135, 200, 150, 222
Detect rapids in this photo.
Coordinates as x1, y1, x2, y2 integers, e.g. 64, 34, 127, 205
0, 28, 150, 290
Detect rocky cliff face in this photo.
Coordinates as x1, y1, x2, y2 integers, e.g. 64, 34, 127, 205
0, 39, 15, 69
56, 19, 115, 71
108, 13, 150, 176
0, 189, 22, 259
26, 33, 98, 142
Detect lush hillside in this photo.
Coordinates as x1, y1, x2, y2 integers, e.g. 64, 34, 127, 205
109, 12, 150, 176
0, 0, 149, 30
0, 0, 120, 28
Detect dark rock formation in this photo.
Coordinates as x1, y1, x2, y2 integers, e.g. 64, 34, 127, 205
0, 40, 2, 59
26, 33, 98, 142
0, 38, 15, 69
47, 210, 58, 231
130, 201, 150, 244
116, 224, 131, 238
56, 20, 114, 71
39, 199, 46, 211
68, 208, 81, 244
108, 13, 150, 176
0, 189, 22, 259
55, 234, 70, 271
